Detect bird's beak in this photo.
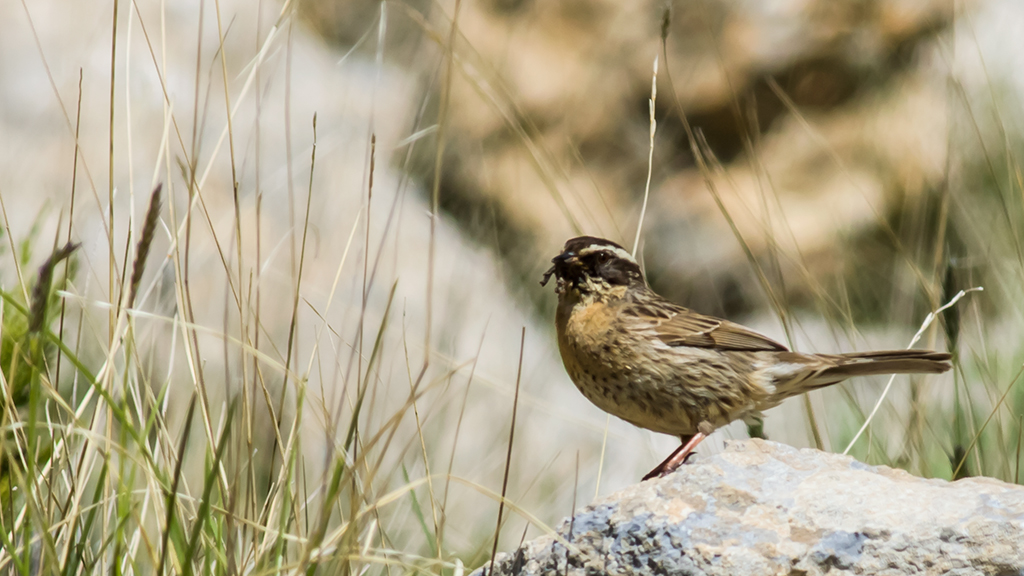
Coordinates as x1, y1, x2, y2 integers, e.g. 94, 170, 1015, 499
540, 252, 575, 286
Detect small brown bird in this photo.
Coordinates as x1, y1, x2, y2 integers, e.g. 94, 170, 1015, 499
541, 236, 952, 480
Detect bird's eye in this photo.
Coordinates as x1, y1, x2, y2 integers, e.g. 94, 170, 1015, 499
597, 252, 610, 263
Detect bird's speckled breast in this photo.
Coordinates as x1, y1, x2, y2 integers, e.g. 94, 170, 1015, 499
555, 290, 700, 435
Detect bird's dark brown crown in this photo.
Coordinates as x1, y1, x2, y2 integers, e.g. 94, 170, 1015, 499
541, 236, 644, 290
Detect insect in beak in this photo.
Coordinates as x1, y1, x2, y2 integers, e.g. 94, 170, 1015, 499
540, 252, 575, 286
540, 265, 556, 286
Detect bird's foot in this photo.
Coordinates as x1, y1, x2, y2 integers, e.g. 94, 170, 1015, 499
641, 431, 707, 481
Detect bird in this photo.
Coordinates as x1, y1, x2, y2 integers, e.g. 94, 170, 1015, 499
540, 235, 952, 481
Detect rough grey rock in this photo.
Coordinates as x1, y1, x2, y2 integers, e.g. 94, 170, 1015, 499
473, 440, 1024, 576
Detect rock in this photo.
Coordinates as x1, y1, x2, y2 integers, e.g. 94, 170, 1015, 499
379, 0, 963, 318
473, 440, 1024, 576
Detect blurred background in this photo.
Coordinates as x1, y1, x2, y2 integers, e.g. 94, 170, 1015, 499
2, 0, 1023, 572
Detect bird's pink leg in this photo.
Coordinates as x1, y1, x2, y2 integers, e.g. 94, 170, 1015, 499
642, 432, 707, 481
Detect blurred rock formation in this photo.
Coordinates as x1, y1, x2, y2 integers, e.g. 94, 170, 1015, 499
304, 0, 968, 324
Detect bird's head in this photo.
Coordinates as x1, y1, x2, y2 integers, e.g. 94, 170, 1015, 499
541, 236, 644, 296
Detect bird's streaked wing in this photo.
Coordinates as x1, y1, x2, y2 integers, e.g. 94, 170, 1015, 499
638, 301, 789, 351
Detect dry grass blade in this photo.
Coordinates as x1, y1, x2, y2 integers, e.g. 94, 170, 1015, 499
488, 327, 526, 576
843, 287, 982, 455
631, 53, 658, 258
1016, 416, 1023, 485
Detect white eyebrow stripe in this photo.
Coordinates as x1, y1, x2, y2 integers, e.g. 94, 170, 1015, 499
577, 244, 637, 265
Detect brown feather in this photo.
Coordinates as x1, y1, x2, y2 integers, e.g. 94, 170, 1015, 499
649, 302, 789, 351
821, 350, 952, 378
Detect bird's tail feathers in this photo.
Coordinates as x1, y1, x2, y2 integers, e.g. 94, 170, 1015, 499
771, 349, 951, 399
824, 350, 952, 379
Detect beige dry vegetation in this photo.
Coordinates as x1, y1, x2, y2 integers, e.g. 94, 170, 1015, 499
0, 0, 1023, 574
